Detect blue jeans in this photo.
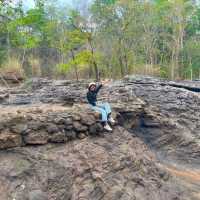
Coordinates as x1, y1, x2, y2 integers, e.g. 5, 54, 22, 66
91, 102, 111, 122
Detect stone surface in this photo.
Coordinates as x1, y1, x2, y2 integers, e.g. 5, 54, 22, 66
29, 190, 48, 200
0, 127, 189, 200
47, 123, 59, 134
89, 123, 104, 135
0, 132, 22, 149
124, 75, 200, 166
0, 76, 199, 199
0, 107, 118, 149
49, 131, 66, 143
23, 131, 48, 145
73, 121, 88, 132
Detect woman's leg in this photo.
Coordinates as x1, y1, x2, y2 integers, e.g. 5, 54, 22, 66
97, 102, 111, 115
92, 106, 108, 122
91, 105, 113, 131
97, 102, 115, 123
104, 102, 111, 115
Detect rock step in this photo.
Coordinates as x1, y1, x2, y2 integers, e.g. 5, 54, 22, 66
0, 110, 109, 150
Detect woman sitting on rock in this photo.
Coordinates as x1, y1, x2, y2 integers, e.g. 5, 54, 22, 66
87, 81, 115, 131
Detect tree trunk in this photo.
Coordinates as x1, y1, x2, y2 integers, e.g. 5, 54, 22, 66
71, 50, 79, 81
124, 53, 128, 75
88, 38, 99, 81
119, 55, 124, 77
150, 50, 154, 75
21, 49, 26, 70
171, 48, 175, 80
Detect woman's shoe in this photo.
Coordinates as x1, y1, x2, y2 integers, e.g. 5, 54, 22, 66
104, 123, 112, 131
108, 117, 115, 124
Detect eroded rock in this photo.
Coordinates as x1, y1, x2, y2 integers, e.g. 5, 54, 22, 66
0, 132, 22, 149
0, 77, 199, 199
0, 127, 189, 200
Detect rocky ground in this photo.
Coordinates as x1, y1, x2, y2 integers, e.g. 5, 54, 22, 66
0, 76, 199, 200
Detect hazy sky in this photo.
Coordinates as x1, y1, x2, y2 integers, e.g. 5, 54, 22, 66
22, 0, 35, 9
22, 0, 73, 9
16, 0, 92, 10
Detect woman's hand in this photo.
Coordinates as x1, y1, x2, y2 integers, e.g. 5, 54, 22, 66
101, 79, 111, 86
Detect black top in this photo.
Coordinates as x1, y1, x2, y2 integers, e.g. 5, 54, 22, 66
87, 84, 102, 106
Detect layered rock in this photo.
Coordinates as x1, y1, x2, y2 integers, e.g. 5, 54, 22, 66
0, 126, 189, 200
0, 76, 200, 164
124, 75, 200, 166
0, 107, 103, 149
0, 76, 199, 199
0, 99, 144, 150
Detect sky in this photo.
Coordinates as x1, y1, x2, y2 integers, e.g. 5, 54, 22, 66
22, 0, 35, 9
14, 0, 92, 10
23, 0, 73, 9
15, 0, 200, 11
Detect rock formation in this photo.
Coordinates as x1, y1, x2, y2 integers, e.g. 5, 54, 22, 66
125, 75, 200, 166
0, 76, 199, 200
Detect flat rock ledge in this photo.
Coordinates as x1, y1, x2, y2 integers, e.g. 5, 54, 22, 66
0, 101, 144, 150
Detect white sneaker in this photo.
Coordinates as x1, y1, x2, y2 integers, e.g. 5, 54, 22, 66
109, 117, 115, 124
104, 123, 112, 131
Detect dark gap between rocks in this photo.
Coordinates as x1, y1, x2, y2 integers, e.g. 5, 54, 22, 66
118, 110, 200, 168
161, 83, 200, 93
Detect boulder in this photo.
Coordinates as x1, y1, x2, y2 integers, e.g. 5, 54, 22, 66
49, 131, 66, 143
28, 121, 46, 131
47, 123, 59, 134
73, 121, 88, 132
65, 130, 77, 140
23, 131, 48, 145
10, 124, 27, 134
72, 115, 81, 121
77, 132, 87, 139
81, 114, 96, 126
0, 132, 22, 149
89, 123, 104, 135
54, 117, 66, 125
64, 117, 73, 125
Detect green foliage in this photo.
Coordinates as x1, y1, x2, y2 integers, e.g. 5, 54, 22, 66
0, 0, 200, 80
7, 7, 46, 49
57, 50, 101, 74
56, 63, 71, 75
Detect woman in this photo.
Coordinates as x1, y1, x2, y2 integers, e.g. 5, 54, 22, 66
87, 81, 115, 131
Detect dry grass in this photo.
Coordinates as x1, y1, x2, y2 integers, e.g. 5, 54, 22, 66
0, 57, 25, 77
29, 56, 41, 76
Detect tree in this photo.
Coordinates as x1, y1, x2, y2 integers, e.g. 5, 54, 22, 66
0, 0, 199, 80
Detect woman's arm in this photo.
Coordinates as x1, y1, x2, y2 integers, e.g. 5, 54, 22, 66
95, 80, 110, 93
95, 83, 103, 93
